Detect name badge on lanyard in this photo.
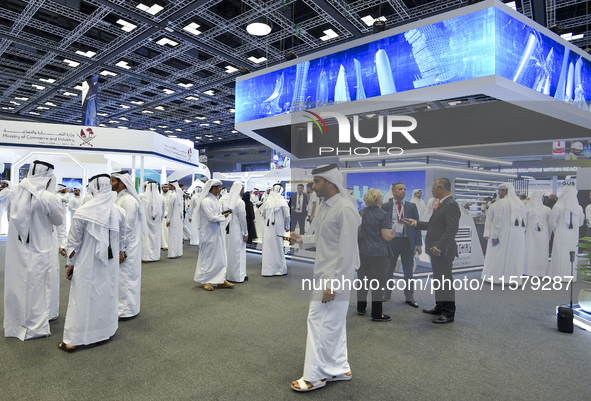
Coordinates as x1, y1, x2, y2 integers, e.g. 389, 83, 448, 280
393, 204, 405, 236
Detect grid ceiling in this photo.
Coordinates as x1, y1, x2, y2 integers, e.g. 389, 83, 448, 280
0, 0, 589, 145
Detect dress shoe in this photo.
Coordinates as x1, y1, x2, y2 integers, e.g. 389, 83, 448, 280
372, 314, 391, 322
432, 315, 454, 324
405, 299, 419, 308
422, 307, 442, 315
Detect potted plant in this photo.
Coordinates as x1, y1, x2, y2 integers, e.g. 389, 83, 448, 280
576, 237, 591, 312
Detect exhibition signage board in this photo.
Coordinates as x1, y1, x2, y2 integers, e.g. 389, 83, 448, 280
0, 120, 201, 167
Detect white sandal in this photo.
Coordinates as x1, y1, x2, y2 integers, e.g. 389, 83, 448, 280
291, 377, 326, 392
327, 372, 353, 382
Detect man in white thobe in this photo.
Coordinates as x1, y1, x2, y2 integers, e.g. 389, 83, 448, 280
188, 188, 201, 245
67, 187, 83, 221
305, 182, 318, 234
55, 183, 70, 252
289, 164, 360, 392
58, 174, 126, 352
410, 189, 427, 215
225, 182, 248, 283
166, 180, 184, 259
261, 184, 290, 276
548, 187, 585, 280
523, 191, 552, 276
4, 160, 64, 340
481, 183, 526, 285
111, 171, 148, 319
0, 180, 12, 235
194, 179, 234, 291
141, 182, 165, 262
161, 183, 170, 250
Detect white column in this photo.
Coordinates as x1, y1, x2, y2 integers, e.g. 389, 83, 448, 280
161, 166, 167, 184
131, 156, 136, 192
140, 156, 145, 193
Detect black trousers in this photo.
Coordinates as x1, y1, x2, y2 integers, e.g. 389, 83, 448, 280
290, 212, 306, 235
357, 254, 388, 318
430, 253, 456, 318
385, 237, 415, 299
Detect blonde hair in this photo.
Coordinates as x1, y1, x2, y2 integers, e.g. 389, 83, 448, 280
364, 188, 382, 207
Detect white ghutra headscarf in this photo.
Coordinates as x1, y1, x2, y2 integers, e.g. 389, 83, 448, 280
144, 182, 163, 221
112, 171, 148, 233
194, 179, 222, 225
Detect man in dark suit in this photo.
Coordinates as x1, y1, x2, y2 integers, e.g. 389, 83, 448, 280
289, 183, 308, 235
405, 178, 460, 324
381, 182, 422, 308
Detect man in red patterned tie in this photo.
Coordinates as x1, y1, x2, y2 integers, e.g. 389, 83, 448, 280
381, 183, 422, 307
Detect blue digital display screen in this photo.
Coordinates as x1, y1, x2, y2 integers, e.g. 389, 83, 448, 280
346, 171, 426, 211
496, 10, 591, 108
235, 6, 591, 124
235, 8, 496, 124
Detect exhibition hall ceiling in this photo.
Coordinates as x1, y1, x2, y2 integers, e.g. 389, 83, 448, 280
0, 0, 590, 145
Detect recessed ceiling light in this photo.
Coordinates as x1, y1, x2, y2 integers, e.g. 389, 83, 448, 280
118, 126, 128, 129
37, 106, 49, 110
99, 123, 106, 127
209, 138, 213, 141
73, 85, 83, 90
218, 137, 222, 140
162, 88, 175, 94
164, 130, 173, 133
229, 108, 235, 113
75, 50, 96, 58
149, 128, 157, 131
136, 3, 164, 15
9, 101, 20, 105
183, 119, 192, 123
119, 117, 128, 121
175, 128, 182, 132
116, 60, 131, 69
142, 110, 154, 114
120, 104, 131, 109
109, 120, 119, 123
212, 120, 221, 124
225, 66, 238, 74
116, 19, 137, 32
203, 90, 215, 96
156, 38, 178, 47
320, 29, 339, 41
39, 78, 56, 83
195, 136, 202, 139
29, 111, 40, 115
2, 107, 14, 110
200, 124, 210, 127
178, 83, 194, 88
247, 56, 267, 64
158, 125, 168, 128
100, 70, 117, 77
185, 96, 199, 101
154, 106, 165, 111
15, 96, 29, 101
361, 15, 386, 27
63, 59, 80, 67
205, 134, 214, 137
32, 84, 45, 90
195, 116, 206, 120
45, 102, 56, 107
130, 100, 144, 105
97, 112, 109, 116
63, 92, 78, 96
231, 130, 239, 133
246, 17, 272, 36
448, 101, 461, 106
183, 22, 201, 35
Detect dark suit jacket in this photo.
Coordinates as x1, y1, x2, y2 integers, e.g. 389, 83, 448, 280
415, 196, 461, 257
381, 199, 422, 250
289, 192, 309, 213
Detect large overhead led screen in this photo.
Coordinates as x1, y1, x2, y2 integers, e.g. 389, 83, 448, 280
235, 8, 496, 124
496, 10, 591, 109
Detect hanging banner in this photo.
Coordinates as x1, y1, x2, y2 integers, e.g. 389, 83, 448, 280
81, 75, 98, 127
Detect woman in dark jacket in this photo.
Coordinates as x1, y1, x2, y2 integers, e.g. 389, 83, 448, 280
242, 191, 258, 244
357, 188, 396, 321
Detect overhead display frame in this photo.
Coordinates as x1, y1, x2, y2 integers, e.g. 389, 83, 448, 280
235, 0, 591, 157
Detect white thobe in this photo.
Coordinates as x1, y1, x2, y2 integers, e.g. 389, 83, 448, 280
68, 195, 83, 220
55, 193, 69, 248
161, 192, 170, 249
48, 228, 60, 320
305, 192, 318, 234
82, 193, 93, 205
194, 194, 227, 284
481, 201, 497, 278
3, 189, 64, 340
261, 202, 290, 276
115, 189, 143, 318
0, 187, 11, 234
188, 200, 199, 245
140, 193, 165, 261
481, 198, 525, 284
226, 199, 248, 282
298, 193, 360, 382
166, 192, 183, 258
183, 199, 191, 240
549, 206, 585, 280
63, 205, 126, 346
410, 197, 427, 214
523, 206, 552, 276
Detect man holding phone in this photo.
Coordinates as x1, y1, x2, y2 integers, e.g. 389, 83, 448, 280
381, 182, 422, 307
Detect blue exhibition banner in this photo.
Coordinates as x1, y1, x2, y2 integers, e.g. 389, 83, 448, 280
82, 75, 98, 127
235, 6, 591, 124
